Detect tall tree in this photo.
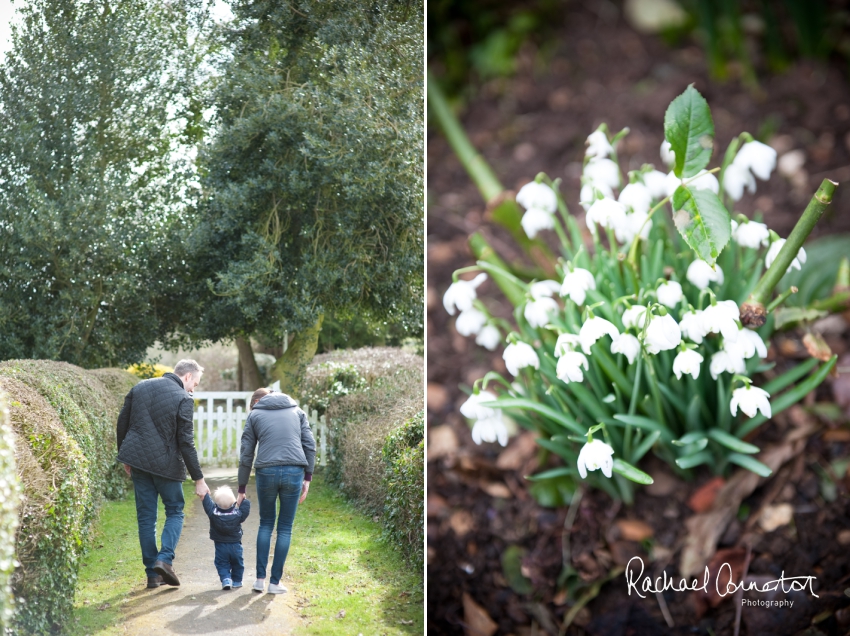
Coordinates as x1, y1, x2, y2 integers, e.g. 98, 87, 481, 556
190, 0, 424, 394
0, 0, 209, 367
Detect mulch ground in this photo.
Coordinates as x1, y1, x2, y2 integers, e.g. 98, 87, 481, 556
427, 5, 850, 635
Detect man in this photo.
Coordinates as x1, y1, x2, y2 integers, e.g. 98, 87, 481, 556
116, 359, 210, 589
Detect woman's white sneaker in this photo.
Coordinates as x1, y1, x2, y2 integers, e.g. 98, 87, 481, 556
252, 579, 265, 592
268, 583, 287, 594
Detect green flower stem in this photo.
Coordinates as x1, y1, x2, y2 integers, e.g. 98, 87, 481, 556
765, 285, 797, 313
741, 179, 837, 327
468, 234, 526, 307
552, 216, 572, 256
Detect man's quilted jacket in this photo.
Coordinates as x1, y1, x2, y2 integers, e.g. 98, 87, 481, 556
116, 373, 203, 482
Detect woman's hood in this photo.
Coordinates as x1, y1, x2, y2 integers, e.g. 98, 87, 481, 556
252, 393, 297, 410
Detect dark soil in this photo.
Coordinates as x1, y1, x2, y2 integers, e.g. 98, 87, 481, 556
427, 4, 850, 635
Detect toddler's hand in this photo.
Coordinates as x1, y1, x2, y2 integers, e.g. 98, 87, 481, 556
236, 493, 246, 506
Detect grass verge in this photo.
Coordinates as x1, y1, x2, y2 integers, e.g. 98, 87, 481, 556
288, 473, 424, 635
69, 480, 196, 636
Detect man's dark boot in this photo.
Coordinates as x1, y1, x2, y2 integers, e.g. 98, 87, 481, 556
153, 561, 180, 586
147, 575, 164, 589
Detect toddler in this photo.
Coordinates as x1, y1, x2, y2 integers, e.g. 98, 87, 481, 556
202, 485, 251, 589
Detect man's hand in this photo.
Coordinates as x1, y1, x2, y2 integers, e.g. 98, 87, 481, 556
299, 481, 310, 504
123, 463, 132, 477
195, 478, 210, 499
236, 492, 246, 506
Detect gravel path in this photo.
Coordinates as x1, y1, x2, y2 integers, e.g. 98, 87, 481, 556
115, 468, 302, 635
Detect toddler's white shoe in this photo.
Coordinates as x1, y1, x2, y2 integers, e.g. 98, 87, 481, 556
268, 583, 287, 594
252, 579, 265, 592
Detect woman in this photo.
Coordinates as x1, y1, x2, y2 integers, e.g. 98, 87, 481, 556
237, 387, 316, 594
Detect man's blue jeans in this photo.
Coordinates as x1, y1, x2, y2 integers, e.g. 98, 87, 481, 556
214, 542, 244, 583
131, 468, 185, 578
255, 465, 303, 585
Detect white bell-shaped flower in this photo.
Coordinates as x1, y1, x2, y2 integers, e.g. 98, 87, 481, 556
560, 268, 596, 306
644, 313, 681, 354
524, 296, 559, 328
664, 170, 682, 197
585, 197, 626, 235
577, 439, 615, 479
723, 161, 757, 201
530, 280, 561, 299
622, 304, 648, 330
611, 333, 640, 364
557, 350, 589, 384
455, 306, 487, 336
686, 259, 724, 289
734, 141, 777, 181
613, 210, 651, 244
732, 219, 770, 249
554, 333, 581, 357
460, 390, 501, 421
673, 349, 704, 380
701, 300, 740, 342
586, 130, 614, 158
579, 317, 620, 354
730, 385, 772, 419
443, 273, 487, 315
656, 281, 683, 308
580, 182, 614, 210
679, 309, 708, 344
765, 238, 806, 273
689, 169, 720, 194
475, 324, 502, 351
642, 169, 669, 200
503, 341, 540, 376
724, 328, 767, 360
516, 181, 557, 213
660, 140, 676, 166
709, 350, 746, 379
472, 417, 509, 446
520, 207, 555, 238
583, 157, 621, 191
619, 182, 652, 215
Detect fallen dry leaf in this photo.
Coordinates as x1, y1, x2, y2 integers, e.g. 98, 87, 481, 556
687, 476, 726, 513
480, 481, 511, 498
427, 382, 450, 412
449, 510, 475, 537
646, 469, 677, 497
838, 530, 850, 545
758, 503, 794, 532
615, 519, 654, 542
832, 354, 850, 415
803, 331, 833, 361
428, 425, 459, 461
495, 431, 538, 471
427, 493, 448, 518
694, 547, 747, 615
462, 592, 498, 636
823, 429, 850, 442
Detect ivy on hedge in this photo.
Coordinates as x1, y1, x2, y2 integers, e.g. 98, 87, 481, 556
382, 411, 424, 566
0, 388, 21, 632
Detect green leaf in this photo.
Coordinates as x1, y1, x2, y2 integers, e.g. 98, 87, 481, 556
773, 307, 828, 329
673, 431, 707, 446
501, 546, 534, 594
631, 430, 661, 463
672, 185, 731, 266
525, 467, 574, 481
612, 414, 674, 442
664, 84, 715, 178
612, 459, 654, 485
675, 451, 713, 469
707, 428, 760, 454
727, 453, 772, 477
479, 397, 584, 435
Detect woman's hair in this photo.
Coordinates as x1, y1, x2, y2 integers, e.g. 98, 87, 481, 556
250, 387, 271, 409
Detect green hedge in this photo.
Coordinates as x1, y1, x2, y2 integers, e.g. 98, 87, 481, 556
0, 388, 21, 632
382, 412, 424, 565
0, 362, 137, 635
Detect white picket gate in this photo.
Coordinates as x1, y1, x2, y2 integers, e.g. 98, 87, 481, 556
192, 391, 329, 468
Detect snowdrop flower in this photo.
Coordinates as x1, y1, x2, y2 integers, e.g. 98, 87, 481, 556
622, 304, 648, 330
516, 181, 557, 213
723, 161, 756, 201
460, 390, 500, 421
730, 385, 772, 419
679, 309, 708, 344
586, 130, 614, 158
584, 157, 621, 191
520, 207, 556, 238
656, 281, 683, 308
577, 439, 614, 479
455, 307, 487, 336
625, 209, 652, 242
644, 313, 681, 354
554, 333, 581, 357
724, 328, 767, 360
702, 300, 740, 342
664, 170, 682, 197
579, 317, 620, 354
732, 219, 770, 249
580, 182, 613, 210
585, 197, 626, 235
475, 324, 502, 351
686, 259, 724, 289
472, 417, 509, 446
503, 341, 540, 376
611, 333, 640, 364
765, 238, 806, 273
660, 140, 675, 166
734, 141, 777, 181
709, 350, 746, 379
673, 349, 704, 380
560, 268, 596, 305
444, 273, 487, 315
524, 296, 559, 328
557, 351, 589, 383
619, 182, 652, 215
689, 169, 720, 193
642, 169, 669, 200
530, 280, 562, 299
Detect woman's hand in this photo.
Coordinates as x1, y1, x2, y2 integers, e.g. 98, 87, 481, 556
236, 492, 246, 506
299, 481, 310, 503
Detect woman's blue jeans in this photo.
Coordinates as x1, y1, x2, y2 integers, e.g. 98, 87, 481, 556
255, 465, 303, 585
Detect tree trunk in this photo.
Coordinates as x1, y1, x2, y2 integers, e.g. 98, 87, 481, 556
272, 314, 324, 399
237, 355, 243, 391
235, 336, 264, 391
